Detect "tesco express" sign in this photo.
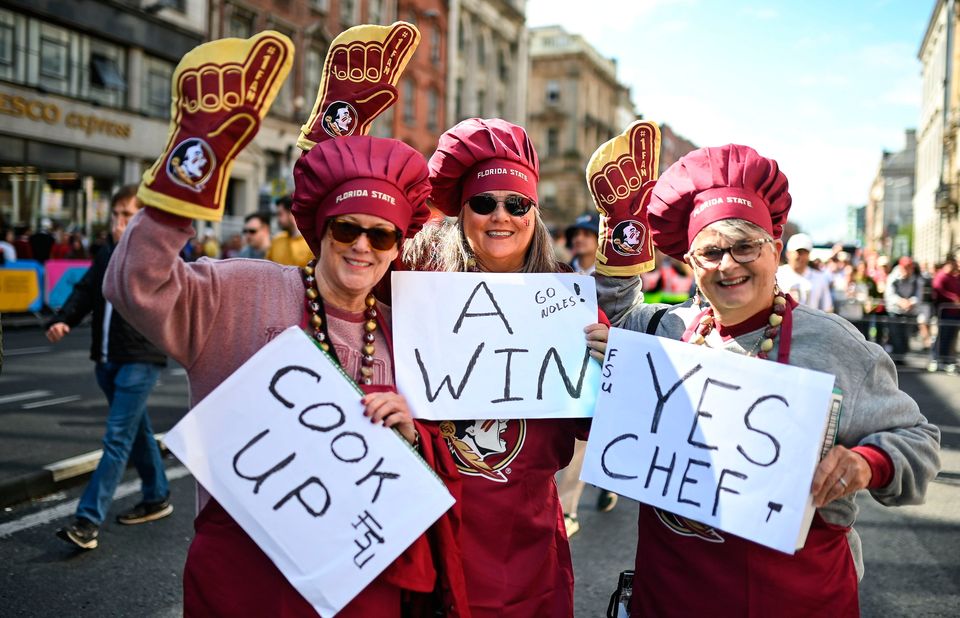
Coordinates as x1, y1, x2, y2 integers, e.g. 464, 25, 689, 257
0, 92, 132, 139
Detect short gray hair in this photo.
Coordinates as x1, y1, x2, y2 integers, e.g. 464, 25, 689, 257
695, 218, 774, 245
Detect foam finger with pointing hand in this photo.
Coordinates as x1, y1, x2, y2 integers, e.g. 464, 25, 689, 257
586, 120, 661, 277
298, 22, 420, 151
139, 31, 294, 221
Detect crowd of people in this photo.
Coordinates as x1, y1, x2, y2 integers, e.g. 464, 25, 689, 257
31, 24, 945, 618
767, 237, 960, 372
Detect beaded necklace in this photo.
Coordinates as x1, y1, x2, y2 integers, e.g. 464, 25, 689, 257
301, 259, 379, 385
687, 289, 789, 361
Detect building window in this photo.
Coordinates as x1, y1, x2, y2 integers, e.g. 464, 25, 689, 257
370, 106, 394, 138
546, 127, 559, 157
227, 7, 255, 38
402, 79, 415, 125
476, 88, 485, 116
368, 0, 384, 23
271, 27, 294, 117
341, 0, 358, 27
427, 88, 439, 131
546, 80, 560, 104
90, 53, 125, 91
430, 25, 441, 65
141, 55, 173, 117
455, 77, 463, 121
0, 21, 13, 66
39, 37, 68, 80
309, 0, 329, 13
477, 34, 485, 66
498, 49, 508, 81
305, 46, 324, 105
458, 20, 465, 51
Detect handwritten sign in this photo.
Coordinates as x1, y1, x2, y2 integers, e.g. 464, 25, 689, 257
163, 327, 454, 617
392, 272, 601, 420
581, 328, 836, 554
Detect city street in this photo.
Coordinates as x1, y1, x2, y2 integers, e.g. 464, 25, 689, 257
1, 321, 959, 616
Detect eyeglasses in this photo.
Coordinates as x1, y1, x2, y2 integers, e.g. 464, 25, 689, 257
328, 219, 401, 251
242, 228, 259, 234
466, 194, 536, 217
688, 238, 771, 269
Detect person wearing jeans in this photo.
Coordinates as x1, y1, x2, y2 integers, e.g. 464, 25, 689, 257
73, 362, 166, 526
47, 185, 170, 550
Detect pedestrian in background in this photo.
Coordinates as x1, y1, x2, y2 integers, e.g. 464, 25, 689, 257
556, 211, 618, 538
266, 194, 313, 267
777, 232, 834, 312
46, 184, 171, 550
884, 256, 924, 362
238, 212, 272, 259
929, 255, 960, 373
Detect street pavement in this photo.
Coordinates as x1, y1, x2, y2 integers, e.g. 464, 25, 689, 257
1, 318, 958, 616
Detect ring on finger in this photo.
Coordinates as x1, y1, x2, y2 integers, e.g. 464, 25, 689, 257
837, 477, 848, 489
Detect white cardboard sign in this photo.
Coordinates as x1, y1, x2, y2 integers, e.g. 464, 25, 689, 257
392, 271, 601, 420
163, 327, 454, 617
581, 328, 836, 554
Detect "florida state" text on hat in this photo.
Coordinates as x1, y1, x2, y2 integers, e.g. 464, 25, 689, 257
335, 189, 397, 205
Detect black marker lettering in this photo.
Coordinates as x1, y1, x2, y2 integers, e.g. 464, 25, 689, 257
416, 343, 483, 402
601, 434, 639, 479
232, 429, 295, 494
453, 281, 513, 334
648, 353, 703, 433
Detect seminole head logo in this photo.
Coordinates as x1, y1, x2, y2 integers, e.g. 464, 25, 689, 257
611, 219, 646, 256
322, 101, 358, 138
440, 419, 526, 483
166, 138, 216, 192
655, 508, 725, 543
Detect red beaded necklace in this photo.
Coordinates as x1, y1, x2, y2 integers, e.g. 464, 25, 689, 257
687, 289, 789, 360
301, 259, 379, 385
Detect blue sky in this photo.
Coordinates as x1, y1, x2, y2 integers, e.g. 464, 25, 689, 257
526, 0, 933, 243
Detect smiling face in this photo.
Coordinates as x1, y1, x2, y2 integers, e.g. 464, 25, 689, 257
315, 213, 399, 311
686, 222, 782, 326
461, 190, 536, 272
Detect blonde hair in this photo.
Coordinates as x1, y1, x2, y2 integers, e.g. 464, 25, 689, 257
403, 210, 559, 273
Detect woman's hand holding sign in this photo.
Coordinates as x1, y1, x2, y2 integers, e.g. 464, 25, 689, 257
811, 445, 872, 507
585, 322, 609, 362
362, 392, 418, 447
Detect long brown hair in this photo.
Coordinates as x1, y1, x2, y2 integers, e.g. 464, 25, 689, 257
403, 210, 559, 273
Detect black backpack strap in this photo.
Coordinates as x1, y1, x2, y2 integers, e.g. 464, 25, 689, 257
645, 307, 669, 335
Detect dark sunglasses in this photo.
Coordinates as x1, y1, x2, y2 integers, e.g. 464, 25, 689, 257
242, 228, 259, 234
328, 219, 401, 251
466, 194, 536, 217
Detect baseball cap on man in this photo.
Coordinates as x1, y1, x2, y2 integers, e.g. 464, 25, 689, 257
565, 212, 600, 247
786, 233, 814, 253
292, 136, 432, 256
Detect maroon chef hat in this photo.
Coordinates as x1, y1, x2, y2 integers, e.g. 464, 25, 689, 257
428, 118, 539, 216
647, 144, 792, 260
292, 136, 432, 256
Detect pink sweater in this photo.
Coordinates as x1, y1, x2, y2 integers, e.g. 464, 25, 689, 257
104, 208, 395, 513
104, 208, 393, 403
